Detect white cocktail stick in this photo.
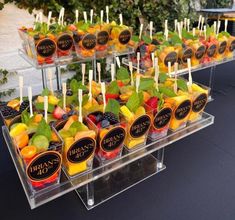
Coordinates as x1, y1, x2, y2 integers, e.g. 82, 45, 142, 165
225, 19, 228, 32
137, 52, 140, 74
88, 70, 93, 102
106, 6, 109, 23
200, 17, 205, 35
97, 62, 101, 84
187, 19, 190, 32
154, 58, 159, 91
174, 19, 178, 32
119, 13, 123, 26
187, 58, 192, 93
116, 56, 121, 68
136, 75, 140, 93
75, 10, 79, 23
47, 69, 54, 95
165, 29, 169, 41
101, 82, 106, 112
151, 52, 155, 67
149, 21, 153, 40
90, 9, 93, 24
47, 11, 52, 30
39, 12, 43, 24
217, 20, 221, 36
100, 10, 104, 24
198, 15, 202, 30
204, 25, 207, 40
129, 61, 134, 86
44, 96, 48, 122
83, 11, 87, 23
19, 76, 23, 104
164, 20, 168, 36
139, 23, 143, 39
62, 83, 66, 110
168, 61, 171, 77
61, 8, 65, 26
178, 22, 182, 39
174, 62, 178, 94
78, 89, 83, 123
82, 63, 86, 85
111, 63, 115, 81
28, 86, 33, 117
193, 27, 196, 37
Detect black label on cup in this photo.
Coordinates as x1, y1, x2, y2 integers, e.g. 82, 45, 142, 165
153, 107, 172, 130
229, 40, 235, 52
82, 34, 96, 50
36, 38, 56, 57
97, 31, 109, 45
26, 151, 61, 182
100, 127, 126, 152
130, 115, 151, 138
118, 30, 131, 45
182, 48, 193, 63
67, 137, 96, 163
195, 45, 206, 60
57, 34, 73, 51
175, 100, 191, 120
164, 51, 178, 66
207, 44, 217, 57
192, 93, 208, 113
218, 41, 227, 54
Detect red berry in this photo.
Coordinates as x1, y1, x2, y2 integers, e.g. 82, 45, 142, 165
146, 97, 158, 109
53, 106, 66, 120
88, 114, 96, 124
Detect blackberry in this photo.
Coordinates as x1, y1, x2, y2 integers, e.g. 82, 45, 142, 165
62, 114, 68, 120
101, 119, 110, 128
19, 100, 29, 112
66, 90, 73, 96
103, 112, 119, 125
0, 106, 19, 118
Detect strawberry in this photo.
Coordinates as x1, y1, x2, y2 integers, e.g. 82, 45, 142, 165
146, 97, 158, 109
117, 80, 125, 87
53, 106, 66, 120
88, 114, 96, 124
68, 24, 77, 31
105, 93, 119, 101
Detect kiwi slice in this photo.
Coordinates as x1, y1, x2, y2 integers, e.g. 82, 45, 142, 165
32, 135, 49, 152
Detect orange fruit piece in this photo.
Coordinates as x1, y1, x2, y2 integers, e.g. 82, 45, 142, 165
14, 132, 29, 149
21, 146, 37, 159
34, 114, 43, 123
7, 99, 20, 109
51, 131, 60, 142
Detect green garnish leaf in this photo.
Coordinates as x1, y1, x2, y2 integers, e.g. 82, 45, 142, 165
131, 35, 140, 42
82, 94, 89, 106
35, 119, 52, 141
159, 73, 168, 83
105, 99, 120, 116
142, 35, 152, 44
117, 67, 130, 80
177, 79, 188, 92
41, 88, 50, 96
35, 102, 54, 113
21, 109, 30, 125
159, 86, 177, 97
126, 91, 143, 113
70, 79, 78, 92
139, 78, 154, 91
171, 32, 183, 44
106, 81, 119, 95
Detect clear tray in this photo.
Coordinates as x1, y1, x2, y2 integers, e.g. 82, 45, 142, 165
2, 111, 214, 209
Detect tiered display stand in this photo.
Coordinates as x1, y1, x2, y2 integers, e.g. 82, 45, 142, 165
2, 48, 221, 210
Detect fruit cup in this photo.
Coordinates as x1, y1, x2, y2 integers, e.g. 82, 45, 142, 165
87, 111, 126, 163
202, 37, 218, 63
178, 45, 194, 68
109, 23, 132, 53
146, 97, 173, 141
73, 27, 96, 59
226, 35, 235, 59
215, 36, 228, 61
165, 95, 192, 131
9, 115, 63, 191
120, 105, 151, 151
188, 40, 206, 66
56, 116, 97, 177
188, 83, 208, 123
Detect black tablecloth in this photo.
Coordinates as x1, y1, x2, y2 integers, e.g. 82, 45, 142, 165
1, 62, 235, 220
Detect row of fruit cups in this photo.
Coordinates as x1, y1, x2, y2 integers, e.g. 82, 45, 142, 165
1, 65, 208, 191
129, 25, 235, 73
18, 19, 132, 65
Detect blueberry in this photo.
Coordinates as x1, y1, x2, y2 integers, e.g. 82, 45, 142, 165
62, 114, 68, 120
66, 90, 73, 96
101, 119, 110, 128
96, 114, 103, 123
68, 110, 76, 116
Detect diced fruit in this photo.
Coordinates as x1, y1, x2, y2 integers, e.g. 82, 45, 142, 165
21, 146, 37, 159
37, 96, 44, 103
32, 135, 49, 152
53, 106, 66, 120
7, 99, 20, 109
51, 131, 60, 142
48, 95, 59, 105
10, 123, 28, 137
34, 114, 43, 123
135, 106, 146, 116
120, 106, 134, 121
88, 114, 96, 124
75, 130, 96, 141
101, 119, 110, 128
146, 97, 158, 109
103, 112, 119, 125
64, 137, 74, 148
63, 116, 76, 130
14, 132, 29, 149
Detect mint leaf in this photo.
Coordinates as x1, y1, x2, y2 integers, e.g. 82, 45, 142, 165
35, 119, 52, 141
159, 86, 177, 97
35, 102, 54, 113
106, 81, 119, 95
117, 67, 130, 80
131, 35, 140, 42
159, 73, 167, 83
105, 99, 120, 116
70, 79, 79, 92
139, 78, 154, 91
21, 109, 30, 125
142, 35, 152, 44
126, 91, 143, 113
171, 33, 183, 44
41, 88, 50, 96
177, 79, 188, 92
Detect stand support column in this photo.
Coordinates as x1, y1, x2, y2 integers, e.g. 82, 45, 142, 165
156, 147, 165, 170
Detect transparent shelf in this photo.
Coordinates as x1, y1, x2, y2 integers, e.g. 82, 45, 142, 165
2, 112, 214, 209
122, 56, 235, 76
19, 48, 134, 70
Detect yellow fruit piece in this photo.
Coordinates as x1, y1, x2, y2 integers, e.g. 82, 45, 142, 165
64, 137, 74, 149
10, 123, 28, 137
66, 161, 88, 176
48, 95, 59, 105
37, 96, 44, 103
135, 106, 146, 117
75, 130, 96, 141
120, 106, 134, 121
126, 137, 145, 149
63, 116, 76, 131
191, 83, 207, 94
143, 91, 151, 102
120, 94, 130, 101
7, 99, 20, 109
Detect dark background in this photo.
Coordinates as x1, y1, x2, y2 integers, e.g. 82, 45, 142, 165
1, 61, 235, 220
